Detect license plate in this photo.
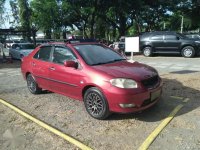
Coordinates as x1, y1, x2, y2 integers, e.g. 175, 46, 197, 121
151, 89, 161, 101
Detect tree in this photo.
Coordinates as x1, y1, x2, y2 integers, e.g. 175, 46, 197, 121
188, 0, 200, 31
31, 0, 60, 39
0, 0, 6, 27
100, 0, 143, 38
18, 0, 32, 41
9, 0, 20, 27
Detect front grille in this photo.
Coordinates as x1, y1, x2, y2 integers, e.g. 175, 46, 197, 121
142, 75, 159, 88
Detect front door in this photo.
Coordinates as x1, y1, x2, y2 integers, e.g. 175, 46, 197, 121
48, 46, 83, 99
163, 34, 181, 53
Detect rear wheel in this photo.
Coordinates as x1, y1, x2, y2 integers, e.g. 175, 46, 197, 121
27, 74, 42, 94
143, 46, 152, 57
84, 87, 110, 120
181, 46, 195, 58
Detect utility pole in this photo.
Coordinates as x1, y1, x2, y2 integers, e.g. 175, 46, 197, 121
163, 22, 166, 30
181, 15, 184, 33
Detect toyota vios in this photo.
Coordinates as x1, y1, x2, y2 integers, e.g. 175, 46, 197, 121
21, 40, 162, 119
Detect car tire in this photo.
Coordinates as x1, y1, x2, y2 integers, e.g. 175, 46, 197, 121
143, 46, 153, 57
84, 87, 110, 120
181, 46, 195, 58
27, 74, 42, 94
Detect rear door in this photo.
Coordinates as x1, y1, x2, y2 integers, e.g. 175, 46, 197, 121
31, 46, 53, 89
48, 45, 83, 99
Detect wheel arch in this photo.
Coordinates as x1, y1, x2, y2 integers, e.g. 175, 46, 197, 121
25, 72, 31, 79
82, 84, 106, 100
180, 44, 195, 50
141, 45, 152, 51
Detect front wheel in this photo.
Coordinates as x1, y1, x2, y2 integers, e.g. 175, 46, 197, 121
143, 47, 152, 57
27, 74, 42, 94
84, 87, 110, 120
181, 46, 195, 58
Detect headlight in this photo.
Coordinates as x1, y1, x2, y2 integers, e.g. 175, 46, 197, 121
110, 78, 138, 88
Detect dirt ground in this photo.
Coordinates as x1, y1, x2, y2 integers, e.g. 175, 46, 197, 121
0, 60, 200, 150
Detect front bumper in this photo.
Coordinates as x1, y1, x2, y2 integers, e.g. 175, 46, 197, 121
104, 81, 163, 113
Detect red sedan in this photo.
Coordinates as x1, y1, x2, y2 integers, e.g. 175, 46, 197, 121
21, 40, 162, 119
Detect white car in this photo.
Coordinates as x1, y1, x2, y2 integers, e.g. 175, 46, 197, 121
9, 43, 35, 60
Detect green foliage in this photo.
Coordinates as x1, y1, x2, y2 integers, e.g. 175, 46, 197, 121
0, 0, 6, 26
18, 0, 32, 41
31, 0, 60, 38
5, 0, 200, 41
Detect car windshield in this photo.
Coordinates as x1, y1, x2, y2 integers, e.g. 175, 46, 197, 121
74, 44, 126, 66
20, 44, 35, 50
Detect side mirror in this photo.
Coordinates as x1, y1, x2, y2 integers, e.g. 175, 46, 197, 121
64, 60, 78, 68
176, 37, 180, 40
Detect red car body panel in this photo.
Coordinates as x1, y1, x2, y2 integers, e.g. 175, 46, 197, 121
21, 42, 162, 113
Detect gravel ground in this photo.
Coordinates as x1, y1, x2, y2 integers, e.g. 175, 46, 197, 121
0, 60, 200, 150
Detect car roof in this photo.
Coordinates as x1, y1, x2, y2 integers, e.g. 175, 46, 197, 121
40, 39, 99, 47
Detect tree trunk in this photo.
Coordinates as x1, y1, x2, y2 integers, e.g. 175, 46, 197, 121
90, 13, 95, 38
31, 28, 37, 46
134, 14, 141, 34
62, 30, 67, 39
118, 15, 127, 38
45, 29, 51, 39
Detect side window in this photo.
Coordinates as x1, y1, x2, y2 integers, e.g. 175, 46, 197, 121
151, 35, 163, 40
165, 35, 177, 40
52, 47, 76, 64
33, 46, 52, 61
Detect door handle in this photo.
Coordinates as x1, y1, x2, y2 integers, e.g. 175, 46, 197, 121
49, 67, 55, 71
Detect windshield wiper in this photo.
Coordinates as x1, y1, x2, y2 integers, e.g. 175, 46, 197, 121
91, 59, 126, 66
91, 62, 109, 66
106, 58, 126, 63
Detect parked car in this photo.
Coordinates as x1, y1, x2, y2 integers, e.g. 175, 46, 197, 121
4, 39, 20, 48
21, 40, 162, 119
9, 43, 35, 60
140, 31, 200, 58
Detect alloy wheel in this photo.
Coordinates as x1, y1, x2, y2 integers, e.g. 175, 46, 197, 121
85, 92, 104, 116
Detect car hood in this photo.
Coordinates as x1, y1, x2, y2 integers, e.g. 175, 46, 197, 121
92, 61, 158, 81
20, 49, 34, 56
